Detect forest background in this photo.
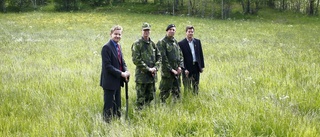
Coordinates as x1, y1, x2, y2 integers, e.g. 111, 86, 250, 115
0, 0, 319, 18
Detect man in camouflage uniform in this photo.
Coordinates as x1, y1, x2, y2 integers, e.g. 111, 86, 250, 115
132, 22, 161, 110
157, 24, 184, 103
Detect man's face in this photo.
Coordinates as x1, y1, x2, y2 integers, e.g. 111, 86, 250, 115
111, 29, 122, 43
166, 27, 176, 37
142, 29, 150, 38
186, 29, 194, 39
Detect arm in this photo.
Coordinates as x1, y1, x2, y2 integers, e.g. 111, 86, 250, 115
178, 45, 184, 71
154, 42, 162, 71
198, 39, 205, 70
173, 39, 183, 75
101, 45, 122, 78
157, 40, 174, 73
132, 41, 149, 72
119, 45, 130, 80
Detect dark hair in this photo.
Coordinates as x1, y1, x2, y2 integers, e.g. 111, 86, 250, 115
185, 25, 194, 32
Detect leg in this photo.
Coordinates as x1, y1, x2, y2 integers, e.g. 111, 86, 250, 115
160, 90, 170, 103
136, 83, 147, 110
145, 83, 155, 105
159, 77, 173, 103
191, 72, 200, 95
182, 71, 192, 93
103, 89, 116, 122
113, 88, 121, 118
172, 77, 181, 101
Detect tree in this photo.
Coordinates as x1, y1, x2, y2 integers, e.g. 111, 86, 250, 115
221, 0, 231, 19
159, 0, 164, 4
308, 0, 314, 15
7, 0, 32, 12
268, 0, 275, 8
316, 0, 319, 14
54, 0, 80, 11
211, 0, 215, 18
280, 0, 287, 11
201, 0, 207, 17
187, 0, 192, 15
239, 0, 259, 14
0, 0, 5, 12
82, 0, 107, 7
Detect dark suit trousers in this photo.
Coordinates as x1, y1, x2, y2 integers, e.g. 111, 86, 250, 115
182, 62, 200, 94
103, 88, 121, 122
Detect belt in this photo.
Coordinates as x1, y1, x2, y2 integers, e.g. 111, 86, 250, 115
193, 61, 197, 65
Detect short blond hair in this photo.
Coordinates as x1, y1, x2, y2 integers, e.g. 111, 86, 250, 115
110, 25, 123, 34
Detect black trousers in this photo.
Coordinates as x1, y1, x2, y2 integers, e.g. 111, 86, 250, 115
103, 88, 121, 122
182, 62, 200, 94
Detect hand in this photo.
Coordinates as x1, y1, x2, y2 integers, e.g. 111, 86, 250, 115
185, 70, 189, 77
172, 67, 181, 75
171, 69, 178, 75
149, 67, 157, 74
177, 67, 182, 75
121, 71, 130, 81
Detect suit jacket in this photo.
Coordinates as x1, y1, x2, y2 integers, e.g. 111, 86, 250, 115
100, 40, 127, 90
178, 38, 204, 73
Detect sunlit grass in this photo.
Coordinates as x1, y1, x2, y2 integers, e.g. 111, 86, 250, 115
0, 12, 319, 136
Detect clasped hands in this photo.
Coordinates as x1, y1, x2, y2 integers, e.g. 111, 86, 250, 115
171, 67, 182, 75
148, 67, 157, 77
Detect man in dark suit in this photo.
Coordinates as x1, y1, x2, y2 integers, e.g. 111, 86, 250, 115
100, 25, 130, 122
178, 25, 205, 95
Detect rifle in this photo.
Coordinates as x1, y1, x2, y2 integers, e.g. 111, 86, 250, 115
174, 74, 180, 97
149, 66, 157, 108
153, 72, 156, 109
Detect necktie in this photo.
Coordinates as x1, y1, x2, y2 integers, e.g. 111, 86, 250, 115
117, 44, 123, 71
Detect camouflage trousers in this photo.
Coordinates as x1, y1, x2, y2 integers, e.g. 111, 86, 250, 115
136, 83, 155, 109
159, 76, 180, 103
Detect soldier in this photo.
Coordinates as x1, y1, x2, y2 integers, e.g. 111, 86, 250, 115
131, 22, 161, 110
157, 24, 184, 103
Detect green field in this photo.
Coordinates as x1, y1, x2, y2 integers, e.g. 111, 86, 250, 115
1, 12, 320, 136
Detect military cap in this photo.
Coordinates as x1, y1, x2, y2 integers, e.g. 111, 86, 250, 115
166, 24, 176, 31
142, 22, 151, 30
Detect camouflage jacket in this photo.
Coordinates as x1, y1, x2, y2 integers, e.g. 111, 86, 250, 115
157, 36, 184, 78
132, 37, 161, 83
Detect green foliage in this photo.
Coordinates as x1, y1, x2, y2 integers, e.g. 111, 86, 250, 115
5, 0, 48, 12
0, 12, 319, 136
1, 0, 319, 18
54, 0, 80, 11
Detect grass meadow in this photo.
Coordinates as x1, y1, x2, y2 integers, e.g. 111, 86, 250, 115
0, 11, 320, 136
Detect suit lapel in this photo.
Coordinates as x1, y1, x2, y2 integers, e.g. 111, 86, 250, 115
184, 39, 192, 55
108, 40, 121, 64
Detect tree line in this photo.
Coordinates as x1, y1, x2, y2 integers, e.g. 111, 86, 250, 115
0, 0, 319, 18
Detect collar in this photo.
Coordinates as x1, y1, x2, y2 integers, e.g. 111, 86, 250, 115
187, 38, 194, 43
141, 37, 151, 43
165, 35, 175, 42
111, 40, 118, 48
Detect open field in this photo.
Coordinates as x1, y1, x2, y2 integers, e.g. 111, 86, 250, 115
0, 12, 320, 136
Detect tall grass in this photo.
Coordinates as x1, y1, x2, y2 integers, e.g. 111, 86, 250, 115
0, 12, 319, 136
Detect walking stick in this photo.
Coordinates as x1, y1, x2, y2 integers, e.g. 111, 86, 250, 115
125, 80, 129, 121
